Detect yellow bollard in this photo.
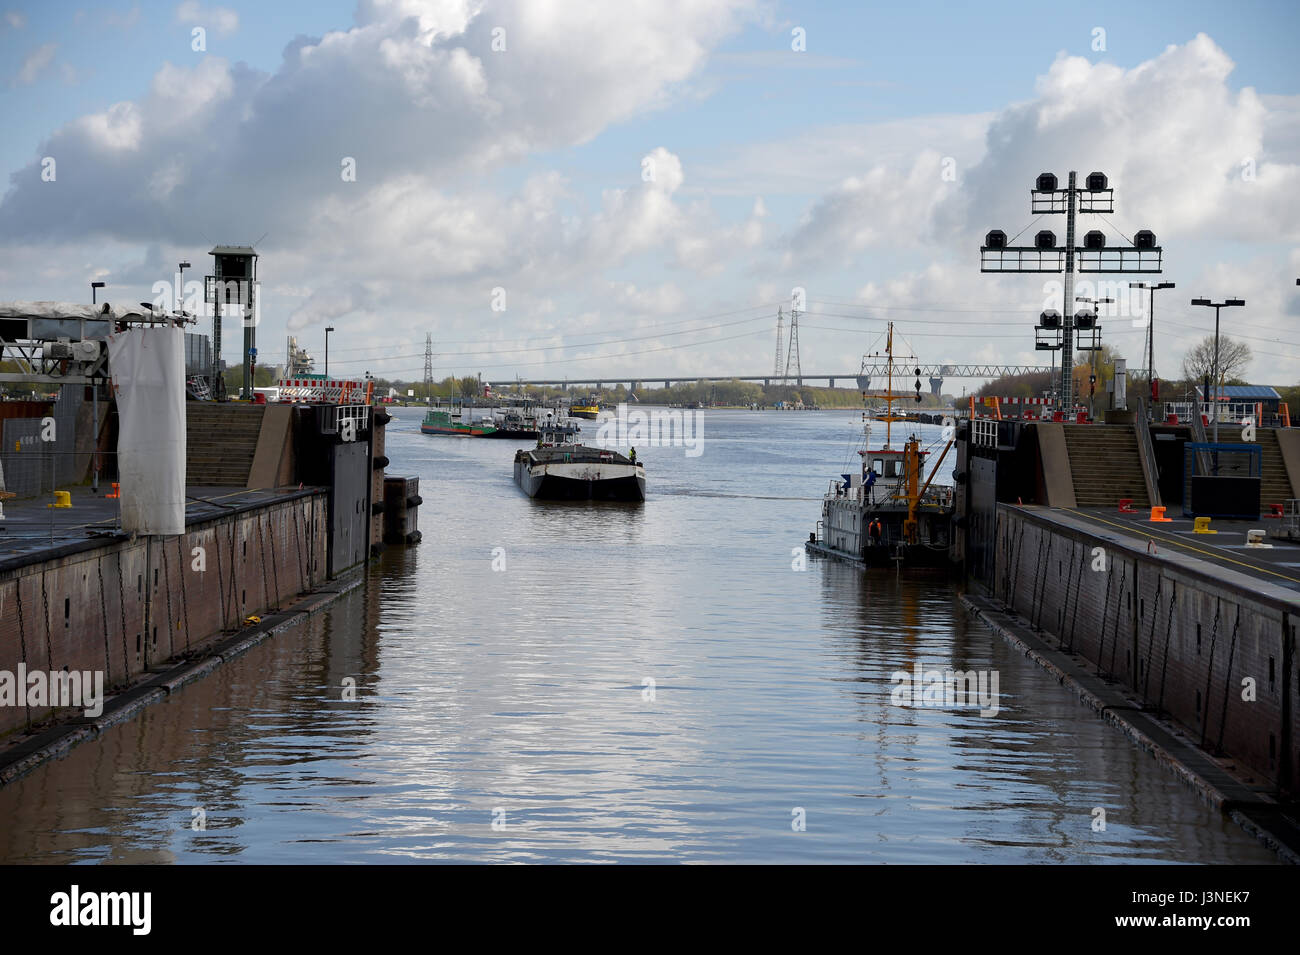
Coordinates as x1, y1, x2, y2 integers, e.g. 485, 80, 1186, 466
1193, 516, 1216, 534
49, 490, 71, 509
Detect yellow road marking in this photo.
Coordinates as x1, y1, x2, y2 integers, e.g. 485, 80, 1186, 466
1057, 507, 1300, 585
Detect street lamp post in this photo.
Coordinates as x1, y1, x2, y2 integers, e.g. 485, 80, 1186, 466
325, 326, 335, 377
91, 281, 105, 304
1190, 297, 1246, 442
1130, 281, 1175, 415
178, 260, 191, 318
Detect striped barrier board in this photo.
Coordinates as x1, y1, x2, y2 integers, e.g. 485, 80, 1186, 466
277, 378, 374, 405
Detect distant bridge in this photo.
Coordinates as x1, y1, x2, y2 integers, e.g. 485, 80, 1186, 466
490, 364, 1054, 390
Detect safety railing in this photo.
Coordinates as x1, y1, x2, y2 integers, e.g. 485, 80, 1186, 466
972, 418, 999, 448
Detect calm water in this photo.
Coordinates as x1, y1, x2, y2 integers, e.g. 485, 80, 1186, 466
0, 409, 1278, 863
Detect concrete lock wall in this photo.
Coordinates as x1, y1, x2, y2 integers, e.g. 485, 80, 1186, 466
994, 505, 1298, 792
0, 491, 327, 737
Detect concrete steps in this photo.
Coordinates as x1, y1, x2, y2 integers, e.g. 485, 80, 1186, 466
186, 403, 265, 487
1062, 425, 1150, 508
1210, 429, 1294, 508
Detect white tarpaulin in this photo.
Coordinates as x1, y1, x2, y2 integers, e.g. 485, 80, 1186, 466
107, 326, 186, 535
0, 300, 153, 322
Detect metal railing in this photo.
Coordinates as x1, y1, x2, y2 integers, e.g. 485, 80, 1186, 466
1164, 401, 1259, 425
317, 403, 370, 435
972, 419, 999, 448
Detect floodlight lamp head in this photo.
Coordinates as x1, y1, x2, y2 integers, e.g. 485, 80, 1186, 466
1226, 299, 1245, 307
1191, 298, 1211, 306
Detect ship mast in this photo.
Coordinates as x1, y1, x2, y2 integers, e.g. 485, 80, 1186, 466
877, 321, 905, 449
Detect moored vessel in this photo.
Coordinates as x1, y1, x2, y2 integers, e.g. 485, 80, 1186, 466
808, 322, 955, 568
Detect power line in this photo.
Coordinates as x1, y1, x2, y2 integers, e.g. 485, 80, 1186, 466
324, 312, 773, 367
315, 301, 782, 359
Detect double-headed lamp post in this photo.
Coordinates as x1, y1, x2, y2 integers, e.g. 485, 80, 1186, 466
1190, 297, 1245, 442
325, 326, 335, 377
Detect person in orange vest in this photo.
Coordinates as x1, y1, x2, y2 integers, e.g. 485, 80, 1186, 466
868, 517, 883, 546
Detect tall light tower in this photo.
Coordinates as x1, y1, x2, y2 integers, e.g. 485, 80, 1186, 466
1190, 297, 1245, 442
980, 171, 1163, 414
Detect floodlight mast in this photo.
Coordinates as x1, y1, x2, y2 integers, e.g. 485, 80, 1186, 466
1060, 173, 1078, 411
980, 170, 1162, 415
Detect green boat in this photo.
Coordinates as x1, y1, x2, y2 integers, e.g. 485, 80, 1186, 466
421, 407, 497, 437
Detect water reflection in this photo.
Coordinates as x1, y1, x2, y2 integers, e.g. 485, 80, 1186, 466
0, 410, 1278, 863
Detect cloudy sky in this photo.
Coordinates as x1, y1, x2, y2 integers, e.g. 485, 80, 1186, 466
1, 0, 1298, 388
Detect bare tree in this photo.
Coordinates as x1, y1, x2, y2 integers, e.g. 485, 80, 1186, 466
1181, 335, 1252, 385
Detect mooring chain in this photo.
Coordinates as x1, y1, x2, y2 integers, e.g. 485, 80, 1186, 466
292, 503, 306, 593
1097, 556, 1117, 677
116, 556, 129, 680
1199, 598, 1223, 748
40, 569, 52, 671
1058, 539, 1077, 636
1033, 533, 1054, 632
257, 511, 271, 613
177, 536, 192, 652
15, 579, 28, 725
1007, 520, 1025, 609
1141, 575, 1163, 701
1067, 539, 1086, 654
214, 525, 228, 630
97, 560, 111, 682
267, 510, 282, 611
1107, 560, 1128, 677
1028, 528, 1046, 625
162, 536, 175, 658
1215, 605, 1243, 755
227, 521, 239, 629
1156, 581, 1177, 714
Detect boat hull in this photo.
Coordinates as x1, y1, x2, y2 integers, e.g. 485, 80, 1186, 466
420, 423, 497, 437
514, 459, 645, 501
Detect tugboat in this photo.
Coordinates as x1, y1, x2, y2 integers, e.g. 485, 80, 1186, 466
514, 422, 645, 501
807, 322, 955, 568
